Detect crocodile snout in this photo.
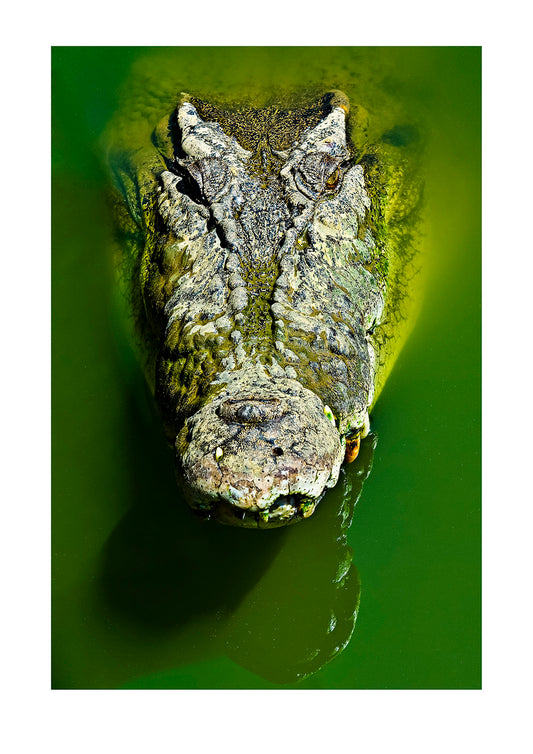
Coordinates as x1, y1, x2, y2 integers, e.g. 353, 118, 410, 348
176, 373, 345, 526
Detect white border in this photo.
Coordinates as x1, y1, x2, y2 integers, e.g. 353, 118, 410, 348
2, 1, 533, 752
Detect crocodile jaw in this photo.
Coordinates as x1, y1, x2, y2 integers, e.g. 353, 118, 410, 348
176, 370, 344, 526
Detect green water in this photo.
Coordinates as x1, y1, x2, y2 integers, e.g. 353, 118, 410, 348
51, 47, 481, 689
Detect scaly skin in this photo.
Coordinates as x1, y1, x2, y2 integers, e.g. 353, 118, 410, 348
106, 62, 423, 527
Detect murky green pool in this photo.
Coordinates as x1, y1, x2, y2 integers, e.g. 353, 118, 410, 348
52, 46, 480, 689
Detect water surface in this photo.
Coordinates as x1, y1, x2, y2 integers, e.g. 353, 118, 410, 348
52, 46, 481, 689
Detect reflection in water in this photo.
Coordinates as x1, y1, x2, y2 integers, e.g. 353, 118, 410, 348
100, 378, 376, 685
223, 436, 375, 684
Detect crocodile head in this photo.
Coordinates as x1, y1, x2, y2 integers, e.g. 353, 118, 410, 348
133, 90, 386, 526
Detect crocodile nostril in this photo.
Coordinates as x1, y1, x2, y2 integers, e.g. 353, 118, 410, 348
235, 403, 266, 423
273, 447, 284, 456
218, 397, 286, 425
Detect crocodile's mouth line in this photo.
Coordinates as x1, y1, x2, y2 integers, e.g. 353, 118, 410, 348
190, 491, 324, 528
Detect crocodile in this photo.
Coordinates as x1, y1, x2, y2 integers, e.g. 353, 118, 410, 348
106, 70, 423, 528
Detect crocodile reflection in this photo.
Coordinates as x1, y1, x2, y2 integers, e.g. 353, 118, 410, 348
224, 434, 375, 684
100, 422, 375, 685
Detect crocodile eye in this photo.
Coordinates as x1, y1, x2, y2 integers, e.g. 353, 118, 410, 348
294, 153, 342, 199
182, 156, 230, 203
325, 167, 340, 190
